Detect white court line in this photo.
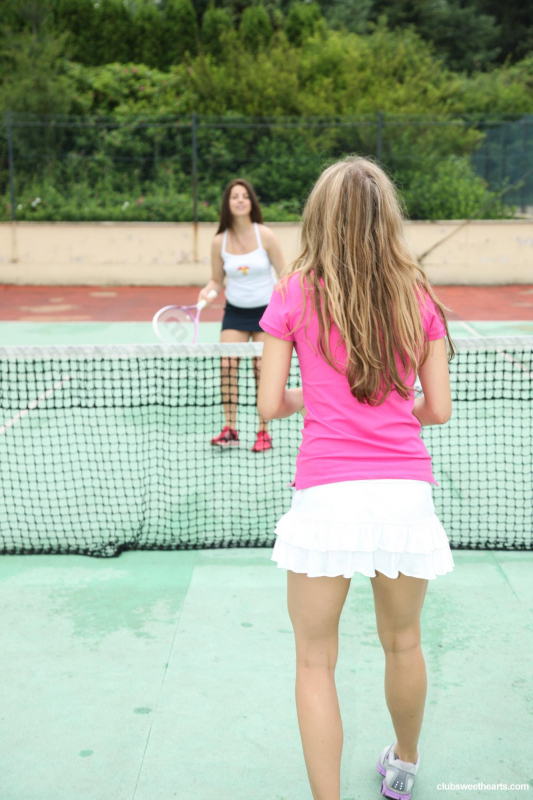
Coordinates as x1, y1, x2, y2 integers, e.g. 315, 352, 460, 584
459, 321, 482, 338
458, 321, 533, 380
0, 376, 71, 435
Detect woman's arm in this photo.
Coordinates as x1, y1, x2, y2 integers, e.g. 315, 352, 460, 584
260, 225, 285, 278
413, 338, 452, 426
197, 235, 225, 304
257, 334, 305, 420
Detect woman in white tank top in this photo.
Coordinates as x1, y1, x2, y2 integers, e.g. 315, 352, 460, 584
198, 179, 286, 452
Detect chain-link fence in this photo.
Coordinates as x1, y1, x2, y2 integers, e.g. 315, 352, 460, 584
1, 112, 532, 222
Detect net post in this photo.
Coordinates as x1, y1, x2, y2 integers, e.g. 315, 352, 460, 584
6, 111, 16, 222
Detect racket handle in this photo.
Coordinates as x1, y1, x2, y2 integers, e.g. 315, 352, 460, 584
197, 288, 218, 311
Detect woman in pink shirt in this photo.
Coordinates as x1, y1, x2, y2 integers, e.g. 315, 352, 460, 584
257, 156, 455, 800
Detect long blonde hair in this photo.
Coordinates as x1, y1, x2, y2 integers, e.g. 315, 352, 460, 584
279, 156, 455, 405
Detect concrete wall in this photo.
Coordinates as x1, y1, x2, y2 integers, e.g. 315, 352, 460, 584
0, 220, 532, 285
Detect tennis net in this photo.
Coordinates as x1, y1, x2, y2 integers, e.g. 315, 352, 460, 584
0, 338, 531, 557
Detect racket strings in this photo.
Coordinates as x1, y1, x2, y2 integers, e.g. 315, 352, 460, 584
168, 308, 195, 325
156, 306, 197, 343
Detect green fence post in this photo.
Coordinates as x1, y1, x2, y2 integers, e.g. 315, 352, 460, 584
520, 118, 527, 214
192, 111, 198, 224
6, 111, 16, 222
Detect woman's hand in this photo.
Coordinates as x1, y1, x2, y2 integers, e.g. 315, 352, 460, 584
197, 283, 220, 305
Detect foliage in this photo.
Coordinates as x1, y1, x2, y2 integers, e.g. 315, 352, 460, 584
453, 55, 533, 115
0, 28, 75, 114
400, 156, 515, 220
161, 0, 198, 69
0, 14, 530, 222
2, 0, 531, 75
1, 156, 515, 222
201, 4, 234, 57
52, 0, 98, 65
0, 0, 54, 35
319, 0, 372, 35
367, 1, 500, 73
457, 1, 533, 65
94, 0, 134, 65
131, 0, 165, 70
239, 6, 273, 52
63, 62, 189, 116
284, 2, 324, 48
0, 169, 304, 221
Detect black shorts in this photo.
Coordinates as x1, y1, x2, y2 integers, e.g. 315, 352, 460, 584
221, 300, 268, 332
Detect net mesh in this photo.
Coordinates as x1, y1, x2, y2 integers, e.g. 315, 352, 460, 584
1, 338, 531, 557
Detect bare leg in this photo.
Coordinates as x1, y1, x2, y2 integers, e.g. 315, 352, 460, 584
370, 570, 429, 763
220, 329, 249, 429
287, 570, 351, 800
251, 331, 269, 434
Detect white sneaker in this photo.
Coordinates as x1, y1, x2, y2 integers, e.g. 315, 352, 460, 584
376, 743, 420, 799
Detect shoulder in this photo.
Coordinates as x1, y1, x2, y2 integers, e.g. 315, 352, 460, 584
274, 271, 304, 301
415, 283, 447, 338
257, 223, 277, 247
415, 283, 438, 316
212, 231, 225, 250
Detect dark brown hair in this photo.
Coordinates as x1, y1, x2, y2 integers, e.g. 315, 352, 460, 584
215, 178, 264, 234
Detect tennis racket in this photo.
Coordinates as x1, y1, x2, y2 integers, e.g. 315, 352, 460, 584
152, 289, 218, 344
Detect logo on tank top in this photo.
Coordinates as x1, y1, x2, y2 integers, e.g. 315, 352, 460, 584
237, 266, 250, 275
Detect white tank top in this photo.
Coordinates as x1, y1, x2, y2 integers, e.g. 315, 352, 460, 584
221, 222, 277, 308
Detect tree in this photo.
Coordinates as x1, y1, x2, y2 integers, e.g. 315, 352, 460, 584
51, 0, 97, 65
284, 1, 323, 47
475, 1, 533, 64
1, 0, 53, 35
239, 5, 273, 52
368, 0, 501, 73
132, 0, 165, 68
162, 0, 198, 67
201, 4, 233, 57
0, 27, 75, 113
93, 0, 135, 64
427, 3, 500, 73
319, 0, 372, 35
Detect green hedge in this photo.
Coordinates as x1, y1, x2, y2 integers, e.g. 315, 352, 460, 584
2, 155, 514, 222
0, 23, 530, 220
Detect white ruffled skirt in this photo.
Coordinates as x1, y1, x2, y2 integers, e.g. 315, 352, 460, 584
271, 479, 455, 580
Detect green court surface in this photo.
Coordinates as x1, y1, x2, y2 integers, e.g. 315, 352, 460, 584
1, 319, 533, 346
1, 320, 532, 799
1, 551, 532, 799
0, 321, 222, 346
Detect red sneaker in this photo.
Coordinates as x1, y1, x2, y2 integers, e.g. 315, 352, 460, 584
251, 431, 273, 452
210, 425, 239, 447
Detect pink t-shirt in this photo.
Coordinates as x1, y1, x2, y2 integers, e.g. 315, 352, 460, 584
259, 272, 447, 489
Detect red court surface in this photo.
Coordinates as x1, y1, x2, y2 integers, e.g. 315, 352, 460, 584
0, 284, 532, 322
